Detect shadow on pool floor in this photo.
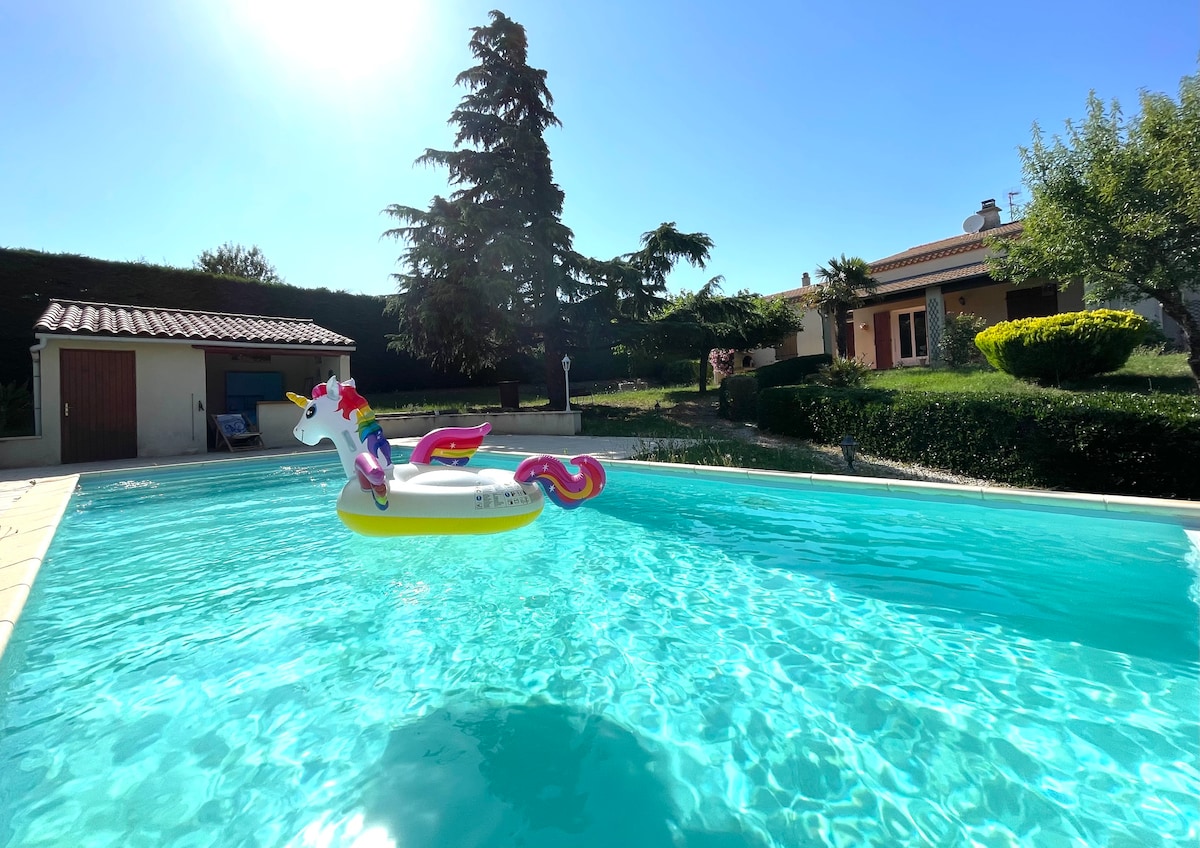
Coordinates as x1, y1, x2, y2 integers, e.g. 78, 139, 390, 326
358, 697, 770, 847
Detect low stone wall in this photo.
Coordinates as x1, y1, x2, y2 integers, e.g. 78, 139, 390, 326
376, 410, 581, 438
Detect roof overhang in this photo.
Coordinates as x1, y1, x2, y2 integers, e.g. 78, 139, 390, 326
34, 333, 356, 354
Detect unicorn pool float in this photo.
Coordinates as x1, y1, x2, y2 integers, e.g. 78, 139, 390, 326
287, 377, 605, 536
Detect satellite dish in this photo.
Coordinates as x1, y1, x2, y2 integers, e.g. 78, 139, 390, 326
962, 214, 985, 234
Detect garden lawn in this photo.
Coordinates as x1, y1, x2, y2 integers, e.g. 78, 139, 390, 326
866, 351, 1195, 396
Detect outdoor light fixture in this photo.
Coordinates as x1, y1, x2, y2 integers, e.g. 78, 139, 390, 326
959, 296, 967, 306
561, 354, 572, 412
840, 435, 859, 470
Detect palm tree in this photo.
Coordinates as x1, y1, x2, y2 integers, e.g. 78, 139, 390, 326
802, 255, 880, 358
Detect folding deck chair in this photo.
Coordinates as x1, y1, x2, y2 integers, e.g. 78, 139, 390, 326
211, 413, 265, 452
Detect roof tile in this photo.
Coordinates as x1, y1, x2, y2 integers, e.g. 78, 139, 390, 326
34, 300, 356, 347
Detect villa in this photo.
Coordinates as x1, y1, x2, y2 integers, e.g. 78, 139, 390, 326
757, 198, 1180, 369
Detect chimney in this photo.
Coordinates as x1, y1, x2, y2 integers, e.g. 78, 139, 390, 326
801, 272, 811, 287
978, 198, 1002, 231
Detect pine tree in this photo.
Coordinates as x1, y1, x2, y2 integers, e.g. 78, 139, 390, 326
384, 12, 712, 407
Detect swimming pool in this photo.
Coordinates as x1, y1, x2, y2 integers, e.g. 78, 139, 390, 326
1, 454, 1197, 846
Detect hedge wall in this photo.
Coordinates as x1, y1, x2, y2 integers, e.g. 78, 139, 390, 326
0, 248, 646, 393
754, 353, 833, 389
718, 374, 758, 421
759, 385, 1200, 499
0, 248, 437, 392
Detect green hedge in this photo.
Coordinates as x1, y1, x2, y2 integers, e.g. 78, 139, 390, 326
0, 248, 429, 392
718, 374, 758, 420
759, 385, 1200, 499
754, 353, 833, 388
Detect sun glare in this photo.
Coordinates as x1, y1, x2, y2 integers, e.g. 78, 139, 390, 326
232, 0, 423, 85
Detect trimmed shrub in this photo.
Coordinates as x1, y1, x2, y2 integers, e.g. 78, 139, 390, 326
718, 374, 758, 421
974, 309, 1148, 384
758, 385, 1200, 499
755, 353, 833, 389
941, 313, 989, 367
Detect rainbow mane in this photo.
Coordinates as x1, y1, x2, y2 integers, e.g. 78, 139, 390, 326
410, 423, 491, 466
308, 379, 391, 508
514, 455, 606, 509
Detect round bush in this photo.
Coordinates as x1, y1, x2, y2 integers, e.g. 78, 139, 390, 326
974, 309, 1148, 383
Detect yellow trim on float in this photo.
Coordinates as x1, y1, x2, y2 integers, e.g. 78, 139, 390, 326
337, 509, 542, 537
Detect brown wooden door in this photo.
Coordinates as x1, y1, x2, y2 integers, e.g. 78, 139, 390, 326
873, 311, 893, 370
60, 349, 137, 463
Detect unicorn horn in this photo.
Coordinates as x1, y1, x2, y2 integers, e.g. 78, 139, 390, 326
286, 392, 309, 408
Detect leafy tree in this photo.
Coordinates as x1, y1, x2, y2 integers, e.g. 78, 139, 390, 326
988, 72, 1200, 388
194, 242, 282, 283
648, 277, 803, 393
797, 255, 879, 357
383, 12, 710, 408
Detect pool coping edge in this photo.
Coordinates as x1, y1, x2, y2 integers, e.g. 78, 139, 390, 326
0, 474, 79, 659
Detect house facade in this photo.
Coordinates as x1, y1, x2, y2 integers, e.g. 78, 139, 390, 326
0, 300, 355, 469
766, 199, 1102, 370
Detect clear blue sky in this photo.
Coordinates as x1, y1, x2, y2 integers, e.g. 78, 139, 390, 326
1, 1, 1195, 299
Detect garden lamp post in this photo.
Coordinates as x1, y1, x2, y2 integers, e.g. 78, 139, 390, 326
562, 355, 572, 412
840, 435, 859, 471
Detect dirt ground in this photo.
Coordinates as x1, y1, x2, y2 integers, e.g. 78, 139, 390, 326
664, 395, 989, 485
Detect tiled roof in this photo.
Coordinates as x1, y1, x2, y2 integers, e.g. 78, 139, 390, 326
34, 300, 356, 348
868, 221, 1022, 273
771, 285, 807, 302
775, 262, 995, 303
771, 221, 1021, 302
873, 262, 991, 296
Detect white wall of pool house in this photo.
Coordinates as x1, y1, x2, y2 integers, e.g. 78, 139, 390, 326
0, 337, 351, 469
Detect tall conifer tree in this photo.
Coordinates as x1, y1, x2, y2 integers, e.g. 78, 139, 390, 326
385, 12, 711, 406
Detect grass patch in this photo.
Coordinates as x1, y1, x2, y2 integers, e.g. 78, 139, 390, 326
866, 352, 1195, 396
866, 367, 1035, 394
579, 387, 708, 437
579, 404, 693, 438
370, 386, 549, 413
368, 384, 706, 415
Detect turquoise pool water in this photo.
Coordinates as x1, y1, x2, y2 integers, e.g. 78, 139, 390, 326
1, 455, 1198, 846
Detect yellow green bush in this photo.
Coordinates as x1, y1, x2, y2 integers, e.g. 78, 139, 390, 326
974, 309, 1147, 383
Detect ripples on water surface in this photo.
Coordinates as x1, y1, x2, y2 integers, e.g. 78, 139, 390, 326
0, 455, 1197, 846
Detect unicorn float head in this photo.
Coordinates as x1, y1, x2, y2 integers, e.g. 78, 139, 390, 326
286, 376, 606, 536
288, 376, 392, 510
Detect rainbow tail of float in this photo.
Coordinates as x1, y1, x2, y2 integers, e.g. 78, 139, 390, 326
514, 454, 606, 510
